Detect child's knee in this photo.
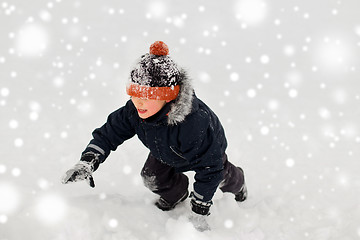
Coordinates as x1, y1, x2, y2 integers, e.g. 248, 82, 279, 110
143, 175, 158, 191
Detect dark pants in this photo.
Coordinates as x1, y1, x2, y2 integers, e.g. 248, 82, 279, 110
140, 153, 245, 203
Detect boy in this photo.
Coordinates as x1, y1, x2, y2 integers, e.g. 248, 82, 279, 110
62, 41, 247, 218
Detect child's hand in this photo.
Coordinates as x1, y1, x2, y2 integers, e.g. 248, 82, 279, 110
61, 152, 99, 188
188, 191, 212, 231
189, 212, 211, 232
61, 162, 95, 187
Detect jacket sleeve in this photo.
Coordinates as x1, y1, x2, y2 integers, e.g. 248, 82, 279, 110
192, 133, 224, 203
82, 100, 136, 168
179, 109, 225, 202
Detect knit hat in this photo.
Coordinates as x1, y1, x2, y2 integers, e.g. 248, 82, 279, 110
126, 41, 181, 101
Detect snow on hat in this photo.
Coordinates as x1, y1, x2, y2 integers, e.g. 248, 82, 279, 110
126, 41, 181, 101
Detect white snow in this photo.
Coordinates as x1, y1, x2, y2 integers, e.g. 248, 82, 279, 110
1, 0, 360, 239
15, 23, 49, 57
234, 0, 268, 26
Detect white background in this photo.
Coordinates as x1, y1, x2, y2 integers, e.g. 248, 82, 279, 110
1, 0, 360, 239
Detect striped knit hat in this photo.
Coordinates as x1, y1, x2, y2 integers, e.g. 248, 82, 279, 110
126, 41, 181, 101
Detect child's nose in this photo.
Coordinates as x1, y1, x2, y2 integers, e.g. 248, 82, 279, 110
133, 97, 144, 106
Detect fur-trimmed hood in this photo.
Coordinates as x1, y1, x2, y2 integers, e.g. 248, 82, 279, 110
167, 69, 194, 125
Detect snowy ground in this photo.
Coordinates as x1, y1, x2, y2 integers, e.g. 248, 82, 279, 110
1, 0, 360, 239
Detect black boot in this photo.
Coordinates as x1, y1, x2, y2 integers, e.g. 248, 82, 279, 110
155, 190, 189, 211
235, 184, 248, 202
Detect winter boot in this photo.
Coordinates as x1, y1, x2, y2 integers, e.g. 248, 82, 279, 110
235, 183, 248, 202
155, 190, 189, 211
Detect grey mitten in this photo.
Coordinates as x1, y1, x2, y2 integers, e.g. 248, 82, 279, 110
189, 212, 211, 232
189, 192, 212, 231
61, 152, 99, 188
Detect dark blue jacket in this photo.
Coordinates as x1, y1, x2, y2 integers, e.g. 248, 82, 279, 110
84, 74, 228, 202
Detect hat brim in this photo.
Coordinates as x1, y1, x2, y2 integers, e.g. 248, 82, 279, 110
126, 83, 180, 101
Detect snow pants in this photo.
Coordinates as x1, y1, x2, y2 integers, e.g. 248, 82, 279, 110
140, 153, 245, 204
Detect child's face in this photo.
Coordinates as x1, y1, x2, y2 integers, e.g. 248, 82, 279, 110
131, 97, 169, 119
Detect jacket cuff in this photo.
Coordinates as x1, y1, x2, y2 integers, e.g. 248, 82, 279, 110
190, 192, 212, 216
86, 144, 106, 156
83, 144, 106, 161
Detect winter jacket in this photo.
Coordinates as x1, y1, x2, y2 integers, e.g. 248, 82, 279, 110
83, 71, 228, 202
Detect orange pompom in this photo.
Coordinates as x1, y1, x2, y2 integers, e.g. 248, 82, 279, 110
150, 41, 169, 56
